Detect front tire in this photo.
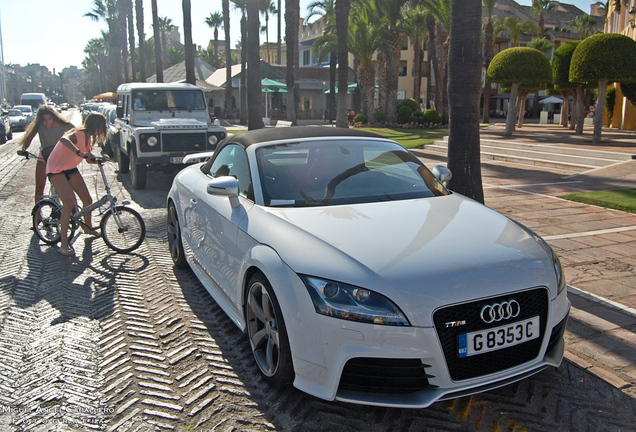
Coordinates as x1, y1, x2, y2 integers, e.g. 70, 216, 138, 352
130, 151, 147, 190
100, 206, 146, 253
117, 144, 130, 174
245, 274, 294, 387
167, 202, 188, 268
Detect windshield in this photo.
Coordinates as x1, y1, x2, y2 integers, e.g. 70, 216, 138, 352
16, 106, 32, 113
8, 110, 22, 116
131, 89, 206, 111
256, 140, 448, 207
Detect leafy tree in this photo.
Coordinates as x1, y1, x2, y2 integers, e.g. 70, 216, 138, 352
403, 7, 428, 105
308, 0, 336, 122
168, 46, 185, 66
552, 41, 581, 128
528, 37, 553, 55
84, 0, 124, 89
531, 0, 555, 34
503, 17, 540, 47
570, 33, 636, 143
487, 47, 552, 136
447, 0, 483, 202
571, 14, 599, 39
205, 12, 224, 68
260, 0, 278, 63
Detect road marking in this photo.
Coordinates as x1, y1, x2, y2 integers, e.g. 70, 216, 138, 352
543, 225, 636, 240
567, 285, 636, 320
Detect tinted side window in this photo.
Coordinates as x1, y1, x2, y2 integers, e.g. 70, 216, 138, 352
209, 145, 252, 199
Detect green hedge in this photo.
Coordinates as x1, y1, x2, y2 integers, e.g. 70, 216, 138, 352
570, 33, 636, 84
487, 47, 553, 86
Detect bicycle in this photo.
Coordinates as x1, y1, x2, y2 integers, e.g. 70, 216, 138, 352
21, 150, 146, 253
18, 149, 61, 205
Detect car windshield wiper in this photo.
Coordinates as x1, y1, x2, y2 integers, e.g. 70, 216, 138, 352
168, 106, 192, 112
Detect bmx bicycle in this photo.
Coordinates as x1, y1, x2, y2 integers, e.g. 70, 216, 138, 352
20, 149, 146, 253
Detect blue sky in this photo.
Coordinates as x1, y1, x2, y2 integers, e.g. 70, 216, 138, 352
0, 0, 598, 74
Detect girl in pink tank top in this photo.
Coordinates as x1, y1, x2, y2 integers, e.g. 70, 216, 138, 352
45, 113, 108, 256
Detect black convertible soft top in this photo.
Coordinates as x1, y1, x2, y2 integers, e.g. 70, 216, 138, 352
201, 126, 385, 173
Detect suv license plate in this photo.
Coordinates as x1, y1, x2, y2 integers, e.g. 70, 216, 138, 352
458, 316, 540, 358
170, 157, 183, 164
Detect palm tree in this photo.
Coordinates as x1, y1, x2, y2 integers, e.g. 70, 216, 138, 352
571, 14, 599, 39
482, 0, 497, 123
223, 0, 233, 118
83, 36, 109, 94
135, 0, 147, 81
422, 0, 451, 124
123, 0, 136, 81
247, 0, 264, 129
151, 0, 164, 82
528, 36, 553, 55
531, 0, 555, 34
286, 0, 301, 124
503, 17, 540, 47
84, 0, 124, 89
308, 0, 336, 122
403, 7, 428, 105
205, 12, 224, 67
260, 0, 278, 63
335, 0, 351, 127
447, 0, 483, 203
159, 17, 176, 71
183, 0, 195, 85
277, 0, 282, 63
117, 0, 130, 82
233, 0, 248, 124
349, 0, 382, 123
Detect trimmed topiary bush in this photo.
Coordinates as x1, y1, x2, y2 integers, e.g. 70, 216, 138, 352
570, 33, 636, 84
487, 47, 553, 87
552, 41, 580, 90
397, 105, 413, 124
399, 98, 419, 113
422, 109, 441, 125
605, 86, 616, 126
353, 113, 367, 124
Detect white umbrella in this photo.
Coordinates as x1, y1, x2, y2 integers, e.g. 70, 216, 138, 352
540, 96, 563, 104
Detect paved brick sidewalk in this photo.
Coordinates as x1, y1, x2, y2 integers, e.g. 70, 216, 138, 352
414, 123, 636, 397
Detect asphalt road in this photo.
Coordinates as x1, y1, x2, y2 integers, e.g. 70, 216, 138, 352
0, 110, 634, 431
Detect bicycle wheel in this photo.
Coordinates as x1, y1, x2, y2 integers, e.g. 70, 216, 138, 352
100, 206, 146, 253
32, 199, 78, 245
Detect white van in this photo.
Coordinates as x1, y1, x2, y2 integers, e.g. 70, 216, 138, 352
19, 93, 47, 113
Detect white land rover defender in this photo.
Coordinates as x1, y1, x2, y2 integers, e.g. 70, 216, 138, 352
113, 82, 227, 189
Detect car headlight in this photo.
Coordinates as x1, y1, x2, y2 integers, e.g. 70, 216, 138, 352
550, 246, 566, 294
300, 276, 410, 326
147, 136, 158, 146
208, 134, 218, 146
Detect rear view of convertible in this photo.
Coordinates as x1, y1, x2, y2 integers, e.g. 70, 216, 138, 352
166, 127, 570, 408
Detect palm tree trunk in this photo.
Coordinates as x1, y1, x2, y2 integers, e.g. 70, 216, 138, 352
151, 0, 163, 82
118, 0, 129, 83
426, 13, 439, 112
240, 16, 248, 125
482, 21, 493, 124
125, 0, 136, 81
328, 53, 336, 123
385, 33, 402, 124
447, 0, 483, 203
136, 0, 147, 82
412, 36, 422, 104
183, 0, 195, 85
377, 51, 387, 118
223, 0, 232, 118
335, 0, 350, 128
286, 0, 299, 125
277, 0, 282, 64
247, 0, 264, 130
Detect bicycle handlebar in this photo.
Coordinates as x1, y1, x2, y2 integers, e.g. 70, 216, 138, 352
17, 149, 44, 161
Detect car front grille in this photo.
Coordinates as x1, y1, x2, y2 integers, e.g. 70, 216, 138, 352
338, 358, 432, 394
161, 132, 207, 153
433, 287, 549, 381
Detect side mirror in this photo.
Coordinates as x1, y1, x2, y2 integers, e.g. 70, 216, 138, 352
116, 106, 123, 118
207, 176, 240, 208
432, 165, 452, 184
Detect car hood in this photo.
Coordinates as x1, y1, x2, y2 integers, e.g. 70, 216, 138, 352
134, 118, 209, 129
248, 194, 556, 326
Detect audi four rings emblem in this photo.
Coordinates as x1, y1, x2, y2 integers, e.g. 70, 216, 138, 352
480, 300, 521, 323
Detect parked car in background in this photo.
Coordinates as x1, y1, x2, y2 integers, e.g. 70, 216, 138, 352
7, 109, 28, 131
0, 110, 12, 143
13, 105, 34, 124
166, 127, 570, 408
